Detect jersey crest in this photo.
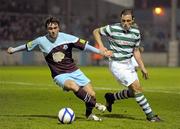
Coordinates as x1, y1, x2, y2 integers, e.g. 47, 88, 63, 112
52, 52, 65, 62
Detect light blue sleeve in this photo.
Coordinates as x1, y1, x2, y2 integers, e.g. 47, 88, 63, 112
26, 38, 40, 51
13, 44, 26, 52
62, 33, 79, 43
84, 43, 100, 54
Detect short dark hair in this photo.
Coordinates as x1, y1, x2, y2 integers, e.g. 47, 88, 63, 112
45, 16, 60, 28
120, 9, 134, 19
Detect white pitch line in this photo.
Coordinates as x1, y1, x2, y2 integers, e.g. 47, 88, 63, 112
0, 81, 54, 87
94, 87, 180, 95
0, 81, 180, 94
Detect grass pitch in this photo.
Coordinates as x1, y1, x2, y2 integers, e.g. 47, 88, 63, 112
0, 66, 180, 129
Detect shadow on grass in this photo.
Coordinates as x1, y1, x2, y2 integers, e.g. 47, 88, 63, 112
0, 114, 143, 122
0, 114, 84, 120
102, 113, 144, 121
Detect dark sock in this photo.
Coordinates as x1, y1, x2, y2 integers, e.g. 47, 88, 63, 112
113, 89, 134, 100
74, 88, 96, 107
85, 103, 93, 117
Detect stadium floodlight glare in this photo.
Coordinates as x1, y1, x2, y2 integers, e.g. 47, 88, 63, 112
153, 7, 165, 16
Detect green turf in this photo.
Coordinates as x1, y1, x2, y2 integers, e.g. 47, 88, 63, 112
0, 66, 180, 129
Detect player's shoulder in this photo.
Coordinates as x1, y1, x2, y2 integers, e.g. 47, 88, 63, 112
131, 23, 139, 31
131, 23, 139, 29
59, 32, 75, 37
101, 23, 119, 28
130, 24, 140, 34
31, 35, 45, 43
112, 23, 121, 26
59, 32, 79, 43
108, 23, 123, 31
36, 35, 47, 40
109, 23, 121, 28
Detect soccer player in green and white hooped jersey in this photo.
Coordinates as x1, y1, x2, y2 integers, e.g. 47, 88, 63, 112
7, 16, 113, 121
93, 9, 161, 122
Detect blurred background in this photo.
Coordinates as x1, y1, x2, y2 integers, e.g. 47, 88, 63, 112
0, 0, 179, 66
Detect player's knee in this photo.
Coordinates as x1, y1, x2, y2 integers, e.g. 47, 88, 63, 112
86, 89, 96, 98
90, 91, 96, 98
83, 84, 96, 97
135, 86, 143, 93
134, 86, 143, 93
130, 84, 143, 94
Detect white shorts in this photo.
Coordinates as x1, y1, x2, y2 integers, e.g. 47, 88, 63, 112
131, 56, 139, 68
109, 60, 138, 87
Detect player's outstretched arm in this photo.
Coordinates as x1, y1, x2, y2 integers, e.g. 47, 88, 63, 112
85, 44, 112, 58
102, 50, 113, 58
7, 44, 26, 54
93, 28, 107, 51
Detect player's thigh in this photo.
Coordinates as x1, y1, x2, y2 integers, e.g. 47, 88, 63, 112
71, 69, 91, 87
54, 73, 79, 92
83, 83, 96, 97
64, 80, 79, 92
109, 61, 138, 86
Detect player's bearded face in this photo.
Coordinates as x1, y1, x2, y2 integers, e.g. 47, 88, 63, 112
47, 23, 60, 38
121, 14, 133, 31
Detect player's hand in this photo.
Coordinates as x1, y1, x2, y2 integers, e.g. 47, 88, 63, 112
7, 47, 14, 54
141, 68, 149, 80
103, 50, 113, 57
99, 46, 108, 52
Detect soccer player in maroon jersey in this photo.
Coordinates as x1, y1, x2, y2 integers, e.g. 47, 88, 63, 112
7, 16, 112, 121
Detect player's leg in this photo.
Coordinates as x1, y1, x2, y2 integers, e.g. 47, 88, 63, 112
54, 70, 104, 121
63, 80, 103, 121
64, 80, 97, 106
83, 83, 106, 116
129, 80, 161, 122
105, 88, 134, 112
82, 83, 96, 117
54, 72, 97, 108
82, 83, 96, 97
105, 61, 136, 112
105, 87, 135, 102
69, 69, 105, 112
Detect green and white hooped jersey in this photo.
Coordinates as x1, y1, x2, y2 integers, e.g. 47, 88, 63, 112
100, 23, 141, 61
